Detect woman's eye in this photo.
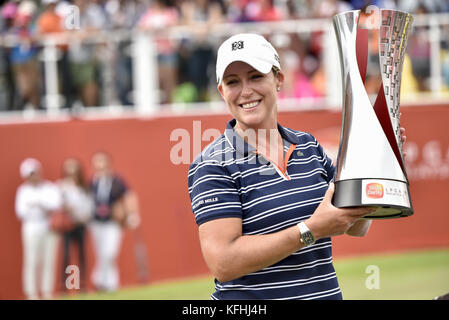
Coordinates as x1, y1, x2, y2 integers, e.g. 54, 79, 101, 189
226, 79, 238, 85
251, 74, 263, 80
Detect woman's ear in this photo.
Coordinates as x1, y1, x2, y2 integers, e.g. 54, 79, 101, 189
217, 83, 225, 99
276, 70, 285, 89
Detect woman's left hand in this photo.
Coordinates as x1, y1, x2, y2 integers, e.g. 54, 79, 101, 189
400, 127, 406, 144
400, 127, 407, 158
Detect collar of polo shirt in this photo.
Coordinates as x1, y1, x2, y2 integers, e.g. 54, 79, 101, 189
224, 119, 300, 156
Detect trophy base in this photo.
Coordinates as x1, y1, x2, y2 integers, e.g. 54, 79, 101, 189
332, 179, 413, 219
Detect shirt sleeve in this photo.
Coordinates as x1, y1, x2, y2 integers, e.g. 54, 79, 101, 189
15, 185, 29, 220
62, 183, 94, 223
40, 182, 63, 211
111, 176, 129, 204
317, 142, 335, 183
188, 159, 242, 226
306, 133, 335, 183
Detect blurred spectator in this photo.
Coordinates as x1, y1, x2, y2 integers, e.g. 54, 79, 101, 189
0, 1, 19, 111
15, 158, 62, 300
226, 0, 256, 22
106, 0, 148, 29
271, 32, 320, 100
442, 24, 449, 90
284, 0, 314, 19
179, 0, 225, 102
9, 0, 40, 110
349, 0, 394, 10
397, 0, 449, 13
68, 0, 108, 107
106, 0, 148, 105
138, 0, 179, 104
313, 0, 352, 18
227, 0, 283, 22
0, 0, 448, 111
89, 151, 140, 292
253, 0, 284, 21
58, 158, 94, 293
0, 1, 17, 31
288, 31, 324, 98
408, 4, 432, 91
36, 0, 74, 109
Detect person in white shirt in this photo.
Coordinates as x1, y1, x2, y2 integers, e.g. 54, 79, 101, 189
15, 158, 62, 300
89, 151, 140, 292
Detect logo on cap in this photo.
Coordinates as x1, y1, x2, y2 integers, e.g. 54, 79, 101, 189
231, 41, 244, 51
366, 183, 384, 199
274, 54, 280, 63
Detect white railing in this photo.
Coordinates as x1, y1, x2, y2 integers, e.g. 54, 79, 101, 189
0, 12, 448, 121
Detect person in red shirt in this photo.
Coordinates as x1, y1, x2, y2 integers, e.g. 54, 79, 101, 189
36, 0, 74, 109
138, 0, 179, 103
255, 0, 283, 21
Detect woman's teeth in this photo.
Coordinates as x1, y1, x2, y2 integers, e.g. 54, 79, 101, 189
241, 101, 259, 109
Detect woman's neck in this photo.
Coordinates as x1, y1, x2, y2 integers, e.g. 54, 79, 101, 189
234, 119, 282, 156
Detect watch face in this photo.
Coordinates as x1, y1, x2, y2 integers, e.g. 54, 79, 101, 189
302, 231, 314, 245
298, 222, 315, 246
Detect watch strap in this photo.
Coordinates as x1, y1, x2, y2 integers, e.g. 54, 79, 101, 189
297, 221, 315, 246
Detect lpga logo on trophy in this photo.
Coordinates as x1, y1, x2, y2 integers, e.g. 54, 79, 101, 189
332, 8, 414, 218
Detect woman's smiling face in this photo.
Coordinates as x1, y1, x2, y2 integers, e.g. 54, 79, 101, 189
218, 61, 284, 132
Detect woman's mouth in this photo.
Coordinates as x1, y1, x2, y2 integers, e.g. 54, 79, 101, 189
239, 100, 261, 110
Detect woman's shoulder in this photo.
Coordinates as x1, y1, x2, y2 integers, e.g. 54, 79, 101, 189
189, 133, 229, 167
281, 125, 317, 144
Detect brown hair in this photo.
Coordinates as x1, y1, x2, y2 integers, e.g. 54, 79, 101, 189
62, 158, 88, 191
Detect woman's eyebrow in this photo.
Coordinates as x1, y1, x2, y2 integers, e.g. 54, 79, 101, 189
223, 74, 238, 79
224, 69, 259, 79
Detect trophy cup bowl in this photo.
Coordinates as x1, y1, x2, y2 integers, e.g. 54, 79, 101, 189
332, 8, 414, 219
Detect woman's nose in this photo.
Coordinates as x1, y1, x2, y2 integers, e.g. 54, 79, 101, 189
240, 81, 253, 97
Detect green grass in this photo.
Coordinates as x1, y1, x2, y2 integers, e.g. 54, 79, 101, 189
335, 249, 449, 300
69, 276, 215, 300
67, 249, 449, 300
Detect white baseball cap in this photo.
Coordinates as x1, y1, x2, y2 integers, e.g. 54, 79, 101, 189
20, 158, 42, 179
216, 33, 281, 84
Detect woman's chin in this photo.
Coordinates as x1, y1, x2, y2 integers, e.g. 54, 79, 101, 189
236, 115, 265, 130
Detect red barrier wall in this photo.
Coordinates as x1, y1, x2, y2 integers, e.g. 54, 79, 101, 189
1, 105, 448, 299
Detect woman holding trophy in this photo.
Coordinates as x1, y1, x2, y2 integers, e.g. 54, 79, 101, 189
187, 30, 409, 299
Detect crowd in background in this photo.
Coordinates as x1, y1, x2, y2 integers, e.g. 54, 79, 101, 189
0, 0, 449, 111
15, 153, 140, 299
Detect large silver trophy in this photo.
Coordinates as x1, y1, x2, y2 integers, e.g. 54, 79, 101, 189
332, 8, 414, 219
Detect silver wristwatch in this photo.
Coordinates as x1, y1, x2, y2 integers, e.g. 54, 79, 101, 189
297, 222, 315, 246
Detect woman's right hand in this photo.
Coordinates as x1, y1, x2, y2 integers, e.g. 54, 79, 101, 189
305, 183, 375, 240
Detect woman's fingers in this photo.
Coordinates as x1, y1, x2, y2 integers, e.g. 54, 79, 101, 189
400, 127, 406, 142
324, 182, 335, 201
343, 206, 376, 218
400, 127, 407, 158
320, 182, 339, 211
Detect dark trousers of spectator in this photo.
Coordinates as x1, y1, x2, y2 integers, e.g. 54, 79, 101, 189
61, 224, 86, 292
0, 47, 18, 111
41, 50, 74, 109
188, 46, 214, 101
115, 41, 133, 106
59, 51, 75, 109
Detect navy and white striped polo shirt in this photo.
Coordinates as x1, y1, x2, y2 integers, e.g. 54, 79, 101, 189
187, 119, 342, 300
